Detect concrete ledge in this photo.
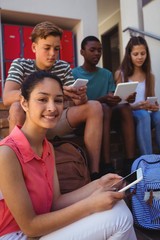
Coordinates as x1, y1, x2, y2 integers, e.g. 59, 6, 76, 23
0, 102, 9, 110
0, 128, 9, 138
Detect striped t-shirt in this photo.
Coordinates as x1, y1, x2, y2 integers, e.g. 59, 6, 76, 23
6, 58, 75, 86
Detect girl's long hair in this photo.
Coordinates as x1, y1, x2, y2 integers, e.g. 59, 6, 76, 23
119, 36, 154, 98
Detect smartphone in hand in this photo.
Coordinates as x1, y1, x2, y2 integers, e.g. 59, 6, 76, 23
147, 96, 158, 105
71, 78, 88, 88
111, 168, 143, 192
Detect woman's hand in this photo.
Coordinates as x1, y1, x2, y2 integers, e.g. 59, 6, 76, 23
92, 189, 124, 212
87, 174, 124, 212
97, 173, 123, 191
147, 101, 159, 112
131, 101, 149, 110
148, 104, 159, 112
132, 100, 160, 111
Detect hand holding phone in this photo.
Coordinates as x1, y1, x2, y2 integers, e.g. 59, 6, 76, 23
111, 168, 143, 192
71, 78, 88, 88
147, 96, 158, 105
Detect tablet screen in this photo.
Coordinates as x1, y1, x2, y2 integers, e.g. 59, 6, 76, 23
114, 82, 138, 103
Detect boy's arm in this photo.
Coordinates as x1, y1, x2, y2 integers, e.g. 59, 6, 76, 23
63, 85, 87, 106
3, 59, 23, 106
3, 81, 21, 107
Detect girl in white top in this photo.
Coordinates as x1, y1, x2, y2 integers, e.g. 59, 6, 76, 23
115, 36, 160, 155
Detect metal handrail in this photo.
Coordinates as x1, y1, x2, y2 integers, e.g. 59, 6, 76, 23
123, 27, 160, 41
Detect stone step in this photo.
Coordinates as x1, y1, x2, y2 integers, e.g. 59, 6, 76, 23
0, 101, 9, 139
0, 118, 9, 128
135, 226, 160, 240
0, 102, 9, 118
0, 101, 9, 110
0, 127, 9, 139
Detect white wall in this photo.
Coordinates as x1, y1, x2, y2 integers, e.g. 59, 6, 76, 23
120, 0, 142, 52
0, 0, 99, 66
0, 0, 97, 25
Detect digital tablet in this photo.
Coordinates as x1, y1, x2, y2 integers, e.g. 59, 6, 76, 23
114, 82, 138, 102
111, 168, 143, 192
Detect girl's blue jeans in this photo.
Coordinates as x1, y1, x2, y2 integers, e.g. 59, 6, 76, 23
133, 109, 160, 155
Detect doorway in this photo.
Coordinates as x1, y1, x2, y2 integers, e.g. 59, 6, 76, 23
101, 25, 120, 75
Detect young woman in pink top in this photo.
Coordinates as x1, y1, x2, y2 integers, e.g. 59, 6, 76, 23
0, 71, 137, 240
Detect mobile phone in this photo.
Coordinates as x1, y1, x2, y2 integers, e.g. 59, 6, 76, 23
71, 78, 88, 88
147, 96, 157, 105
111, 168, 143, 192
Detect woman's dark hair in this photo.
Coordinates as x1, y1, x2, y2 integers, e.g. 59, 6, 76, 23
21, 71, 63, 100
119, 36, 153, 98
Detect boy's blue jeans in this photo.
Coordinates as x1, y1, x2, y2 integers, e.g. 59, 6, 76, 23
133, 109, 160, 154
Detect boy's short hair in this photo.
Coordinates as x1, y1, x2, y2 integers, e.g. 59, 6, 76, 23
31, 21, 63, 42
81, 36, 100, 50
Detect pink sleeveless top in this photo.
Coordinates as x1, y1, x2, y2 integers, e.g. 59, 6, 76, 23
0, 126, 54, 236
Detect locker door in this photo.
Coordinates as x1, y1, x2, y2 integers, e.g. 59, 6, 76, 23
5, 62, 12, 79
22, 26, 35, 59
3, 24, 21, 60
0, 67, 1, 98
0, 80, 1, 98
60, 30, 75, 68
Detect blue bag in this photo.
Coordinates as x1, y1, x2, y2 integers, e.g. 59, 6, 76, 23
131, 154, 160, 230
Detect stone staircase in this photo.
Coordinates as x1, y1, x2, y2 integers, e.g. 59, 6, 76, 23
0, 101, 9, 139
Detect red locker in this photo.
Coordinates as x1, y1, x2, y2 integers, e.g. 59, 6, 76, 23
0, 67, 1, 98
3, 25, 21, 60
60, 30, 75, 67
0, 80, 1, 99
22, 26, 35, 59
5, 62, 12, 79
